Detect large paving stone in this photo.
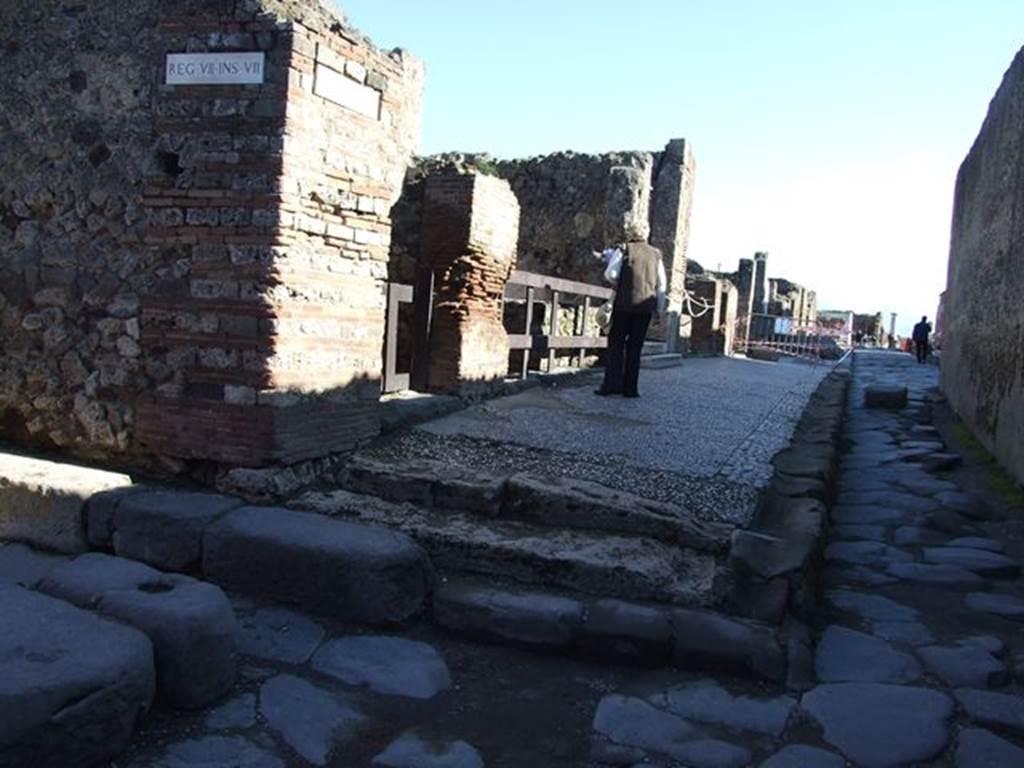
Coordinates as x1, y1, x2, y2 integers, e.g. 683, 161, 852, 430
312, 636, 451, 699
39, 553, 238, 709
893, 525, 948, 546
112, 490, 243, 572
259, 675, 365, 766
955, 728, 1024, 768
670, 609, 785, 681
835, 491, 939, 514
815, 625, 922, 683
372, 732, 484, 768
434, 582, 585, 652
922, 547, 1020, 578
918, 644, 1008, 688
592, 695, 695, 760
203, 506, 432, 625
871, 621, 935, 646
801, 683, 953, 767
825, 541, 912, 566
0, 585, 155, 767
236, 605, 326, 664
672, 739, 751, 768
955, 688, 1024, 734
0, 542, 65, 587
832, 504, 907, 525
946, 537, 1006, 553
965, 592, 1024, 620
655, 680, 795, 737
865, 385, 908, 409
0, 451, 132, 553
84, 485, 150, 549
886, 562, 984, 585
832, 524, 887, 541
827, 589, 919, 622
759, 744, 845, 768
133, 735, 284, 768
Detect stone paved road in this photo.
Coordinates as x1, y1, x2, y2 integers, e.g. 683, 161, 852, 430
10, 350, 1024, 767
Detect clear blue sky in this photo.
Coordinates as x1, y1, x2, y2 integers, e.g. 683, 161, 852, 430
338, 1, 1024, 335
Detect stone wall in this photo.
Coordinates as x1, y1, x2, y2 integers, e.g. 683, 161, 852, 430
0, 0, 422, 474
942, 45, 1024, 485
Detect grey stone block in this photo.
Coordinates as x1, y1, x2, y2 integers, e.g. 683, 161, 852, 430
965, 592, 1024, 620
372, 732, 484, 768
84, 485, 150, 549
113, 490, 243, 572
922, 547, 1020, 578
815, 625, 922, 684
956, 728, 1024, 768
311, 636, 451, 700
801, 683, 953, 767
918, 644, 1007, 688
760, 744, 845, 768
955, 688, 1024, 734
236, 605, 325, 664
0, 585, 155, 767
38, 553, 238, 709
580, 598, 672, 664
657, 679, 796, 737
670, 609, 785, 681
202, 506, 432, 625
434, 582, 585, 652
205, 693, 257, 730
133, 735, 283, 768
592, 694, 695, 761
259, 675, 364, 766
865, 385, 908, 408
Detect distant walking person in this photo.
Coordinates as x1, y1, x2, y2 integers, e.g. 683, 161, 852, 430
594, 222, 667, 398
912, 315, 932, 364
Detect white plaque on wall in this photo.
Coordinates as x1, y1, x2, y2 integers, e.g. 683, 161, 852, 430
313, 64, 381, 119
166, 52, 265, 85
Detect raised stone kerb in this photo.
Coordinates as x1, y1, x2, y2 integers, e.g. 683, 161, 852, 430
109, 489, 243, 572
434, 582, 585, 652
670, 608, 785, 682
0, 451, 132, 554
202, 505, 433, 625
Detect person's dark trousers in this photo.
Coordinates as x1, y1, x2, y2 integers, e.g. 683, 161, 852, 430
915, 341, 928, 363
600, 310, 652, 395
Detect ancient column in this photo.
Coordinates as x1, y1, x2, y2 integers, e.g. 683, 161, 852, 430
752, 252, 769, 314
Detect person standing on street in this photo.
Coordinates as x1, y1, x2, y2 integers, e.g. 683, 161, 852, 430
595, 221, 667, 398
912, 315, 932, 364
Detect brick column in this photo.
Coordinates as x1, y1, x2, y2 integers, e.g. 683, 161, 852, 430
421, 174, 519, 393
752, 251, 769, 314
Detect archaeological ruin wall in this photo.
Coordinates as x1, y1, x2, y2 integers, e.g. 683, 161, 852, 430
942, 45, 1024, 485
0, 0, 422, 479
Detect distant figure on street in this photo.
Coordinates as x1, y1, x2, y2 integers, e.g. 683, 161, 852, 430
594, 221, 667, 398
912, 315, 932, 363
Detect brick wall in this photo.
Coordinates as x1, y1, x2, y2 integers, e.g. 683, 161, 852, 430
421, 174, 520, 393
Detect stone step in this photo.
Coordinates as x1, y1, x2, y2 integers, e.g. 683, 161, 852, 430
340, 456, 731, 554
292, 489, 720, 607
640, 353, 685, 369
641, 341, 669, 356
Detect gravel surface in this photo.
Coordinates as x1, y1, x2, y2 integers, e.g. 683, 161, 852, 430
361, 357, 832, 524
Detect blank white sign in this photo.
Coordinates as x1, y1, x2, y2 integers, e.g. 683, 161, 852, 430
313, 64, 380, 119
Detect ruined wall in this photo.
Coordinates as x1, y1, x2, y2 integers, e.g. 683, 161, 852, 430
0, 0, 422, 474
942, 45, 1024, 485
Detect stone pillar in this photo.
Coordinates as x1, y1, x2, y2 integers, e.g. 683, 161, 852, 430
718, 280, 738, 355
752, 252, 769, 314
649, 139, 697, 352
421, 174, 519, 393
734, 258, 755, 345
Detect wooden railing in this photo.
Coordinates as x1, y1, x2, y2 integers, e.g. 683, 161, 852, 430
503, 270, 613, 378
